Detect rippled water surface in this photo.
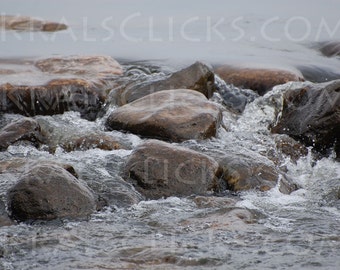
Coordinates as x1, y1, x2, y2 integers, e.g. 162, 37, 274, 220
1, 1, 340, 269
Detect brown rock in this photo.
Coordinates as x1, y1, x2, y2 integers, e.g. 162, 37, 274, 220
0, 15, 67, 32
0, 118, 45, 151
215, 66, 304, 95
116, 61, 215, 105
122, 140, 223, 199
106, 89, 222, 142
7, 164, 97, 222
274, 135, 308, 162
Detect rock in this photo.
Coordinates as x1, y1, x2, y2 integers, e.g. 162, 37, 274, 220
115, 61, 215, 105
59, 132, 129, 152
219, 153, 297, 194
296, 65, 340, 83
0, 200, 15, 227
0, 15, 67, 32
274, 135, 308, 162
122, 140, 223, 199
271, 80, 340, 159
106, 89, 222, 142
7, 164, 97, 221
0, 118, 45, 151
318, 41, 340, 57
0, 56, 122, 120
215, 66, 304, 95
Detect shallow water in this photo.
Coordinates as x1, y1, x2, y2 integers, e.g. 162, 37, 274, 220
1, 1, 340, 269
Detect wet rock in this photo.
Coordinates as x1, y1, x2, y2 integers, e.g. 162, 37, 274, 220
59, 132, 129, 152
318, 41, 340, 57
0, 118, 45, 151
0, 56, 122, 120
0, 15, 67, 32
271, 80, 340, 159
122, 140, 223, 199
296, 65, 340, 83
106, 89, 222, 142
218, 153, 297, 194
0, 200, 15, 227
115, 61, 215, 105
215, 66, 304, 95
7, 164, 97, 222
274, 135, 308, 162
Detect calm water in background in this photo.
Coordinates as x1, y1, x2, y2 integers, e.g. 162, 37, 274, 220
0, 1, 340, 269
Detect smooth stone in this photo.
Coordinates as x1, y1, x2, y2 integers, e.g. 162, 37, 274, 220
215, 66, 304, 95
7, 164, 97, 222
318, 41, 340, 57
106, 89, 222, 142
0, 117, 45, 151
115, 61, 215, 105
122, 140, 223, 199
271, 80, 340, 159
0, 15, 67, 32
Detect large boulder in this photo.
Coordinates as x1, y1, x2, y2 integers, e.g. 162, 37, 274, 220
271, 80, 340, 159
0, 15, 67, 32
0, 118, 45, 151
215, 66, 304, 95
106, 89, 222, 142
122, 140, 223, 199
115, 62, 215, 105
0, 56, 122, 120
7, 164, 98, 222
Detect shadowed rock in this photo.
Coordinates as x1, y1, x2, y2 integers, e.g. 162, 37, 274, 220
215, 66, 304, 95
7, 164, 98, 222
122, 140, 223, 199
0, 15, 67, 32
0, 117, 45, 151
318, 41, 340, 57
271, 80, 340, 159
115, 61, 215, 105
106, 89, 222, 142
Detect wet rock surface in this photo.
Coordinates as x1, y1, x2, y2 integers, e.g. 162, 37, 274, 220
318, 41, 340, 58
0, 56, 122, 120
0, 117, 45, 151
122, 140, 223, 199
106, 89, 222, 142
7, 163, 97, 222
0, 15, 67, 32
272, 80, 340, 159
215, 66, 304, 95
115, 61, 215, 105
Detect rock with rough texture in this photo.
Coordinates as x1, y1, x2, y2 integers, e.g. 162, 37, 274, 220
0, 118, 45, 151
215, 66, 304, 95
106, 89, 222, 142
274, 135, 308, 162
7, 164, 97, 222
122, 140, 223, 199
0, 56, 122, 120
0, 15, 67, 32
115, 62, 215, 105
271, 80, 340, 159
219, 153, 297, 194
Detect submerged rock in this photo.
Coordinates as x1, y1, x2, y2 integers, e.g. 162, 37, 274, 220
7, 164, 97, 222
115, 61, 215, 105
318, 41, 340, 57
0, 15, 67, 32
215, 66, 304, 95
122, 140, 223, 199
271, 80, 340, 159
0, 56, 122, 120
296, 65, 340, 83
106, 89, 222, 142
0, 118, 45, 151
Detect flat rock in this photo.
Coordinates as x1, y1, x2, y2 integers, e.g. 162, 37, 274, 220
0, 56, 123, 120
271, 80, 340, 159
116, 61, 215, 105
0, 15, 67, 32
7, 163, 97, 222
106, 89, 222, 142
122, 140, 223, 199
215, 66, 304, 95
0, 117, 45, 151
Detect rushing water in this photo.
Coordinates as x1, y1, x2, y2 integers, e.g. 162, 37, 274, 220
1, 1, 340, 269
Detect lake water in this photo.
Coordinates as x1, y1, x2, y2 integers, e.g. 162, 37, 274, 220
0, 1, 340, 269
